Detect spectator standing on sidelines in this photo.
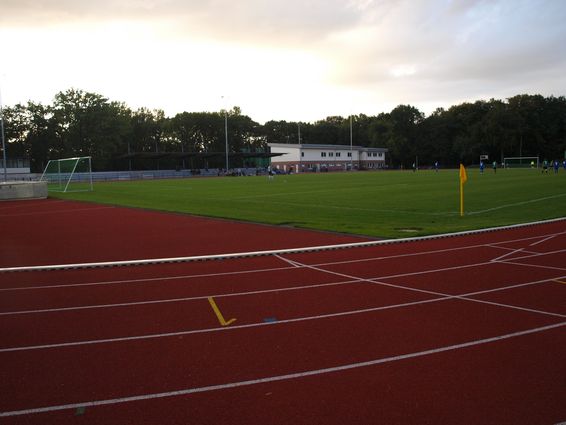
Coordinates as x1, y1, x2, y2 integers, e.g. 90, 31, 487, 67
434, 161, 439, 172
480, 161, 485, 174
492, 161, 497, 173
563, 159, 566, 171
553, 160, 559, 174
542, 159, 549, 174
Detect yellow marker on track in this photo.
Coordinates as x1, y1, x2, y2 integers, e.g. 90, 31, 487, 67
208, 297, 236, 326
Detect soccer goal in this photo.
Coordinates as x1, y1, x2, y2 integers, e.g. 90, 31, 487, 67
503, 156, 539, 169
40, 157, 93, 192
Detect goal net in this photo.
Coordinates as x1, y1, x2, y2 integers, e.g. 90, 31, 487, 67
39, 157, 93, 192
503, 156, 539, 169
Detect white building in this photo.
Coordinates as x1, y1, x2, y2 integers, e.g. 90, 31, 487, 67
268, 143, 387, 173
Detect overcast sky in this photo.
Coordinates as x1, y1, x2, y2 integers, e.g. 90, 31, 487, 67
1, 0, 565, 123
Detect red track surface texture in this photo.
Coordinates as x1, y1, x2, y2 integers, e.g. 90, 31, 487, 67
1, 199, 565, 424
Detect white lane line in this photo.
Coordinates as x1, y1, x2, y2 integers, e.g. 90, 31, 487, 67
0, 297, 447, 353
274, 254, 302, 268
0, 264, 295, 292
2, 270, 564, 353
529, 234, 558, 246
494, 260, 566, 272
288, 258, 566, 320
1, 232, 562, 292
487, 244, 540, 256
490, 248, 525, 262
2, 248, 565, 315
0, 279, 360, 316
1, 321, 563, 418
2, 219, 565, 273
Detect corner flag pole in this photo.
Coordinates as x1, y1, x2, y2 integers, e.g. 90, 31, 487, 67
459, 164, 468, 217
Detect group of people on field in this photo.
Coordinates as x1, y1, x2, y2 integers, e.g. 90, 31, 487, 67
541, 159, 566, 174
479, 159, 566, 174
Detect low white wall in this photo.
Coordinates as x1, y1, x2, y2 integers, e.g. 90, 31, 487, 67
0, 181, 48, 200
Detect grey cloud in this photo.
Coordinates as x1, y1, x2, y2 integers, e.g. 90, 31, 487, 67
329, 0, 566, 87
0, 0, 366, 44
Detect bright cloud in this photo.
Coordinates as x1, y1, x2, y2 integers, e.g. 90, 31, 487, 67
1, 0, 565, 123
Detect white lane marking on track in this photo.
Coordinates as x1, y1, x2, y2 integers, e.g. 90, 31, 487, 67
529, 234, 557, 246
490, 248, 525, 262
2, 251, 565, 316
489, 232, 562, 262
492, 260, 566, 272
3, 270, 563, 317
2, 273, 564, 353
2, 221, 565, 273
2, 233, 564, 292
0, 279, 360, 316
0, 321, 563, 418
274, 254, 302, 267
285, 258, 566, 319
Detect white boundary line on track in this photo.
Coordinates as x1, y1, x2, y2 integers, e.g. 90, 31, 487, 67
2, 245, 565, 316
493, 260, 566, 272
2, 269, 564, 353
529, 234, 558, 246
1, 321, 564, 418
1, 217, 564, 272
2, 232, 565, 292
489, 232, 560, 262
283, 258, 566, 320
0, 246, 564, 319
0, 279, 359, 316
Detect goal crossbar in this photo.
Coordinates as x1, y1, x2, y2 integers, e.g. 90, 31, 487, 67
503, 156, 539, 168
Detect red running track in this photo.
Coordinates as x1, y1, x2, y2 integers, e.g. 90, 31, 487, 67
0, 199, 565, 424
0, 199, 367, 268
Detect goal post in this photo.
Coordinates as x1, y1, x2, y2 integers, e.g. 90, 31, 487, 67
503, 156, 539, 169
40, 157, 93, 192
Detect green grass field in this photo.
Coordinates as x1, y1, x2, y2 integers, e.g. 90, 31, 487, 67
51, 168, 566, 238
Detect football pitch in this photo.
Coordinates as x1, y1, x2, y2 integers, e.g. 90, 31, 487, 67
51, 168, 566, 238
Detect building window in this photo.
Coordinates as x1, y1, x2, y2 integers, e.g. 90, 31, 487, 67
378, 152, 383, 157
301, 152, 304, 157
336, 152, 341, 157
329, 152, 334, 157
347, 152, 352, 157
321, 152, 327, 157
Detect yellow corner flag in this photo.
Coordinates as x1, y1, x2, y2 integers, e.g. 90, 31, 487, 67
459, 163, 468, 184
459, 164, 467, 216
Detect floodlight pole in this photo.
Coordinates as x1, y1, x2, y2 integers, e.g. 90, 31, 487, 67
349, 115, 353, 170
224, 109, 229, 171
0, 84, 7, 182
222, 96, 229, 171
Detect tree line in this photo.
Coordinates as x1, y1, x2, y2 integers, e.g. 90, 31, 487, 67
3, 88, 565, 172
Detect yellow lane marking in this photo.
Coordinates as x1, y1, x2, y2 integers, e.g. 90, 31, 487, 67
207, 297, 236, 326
